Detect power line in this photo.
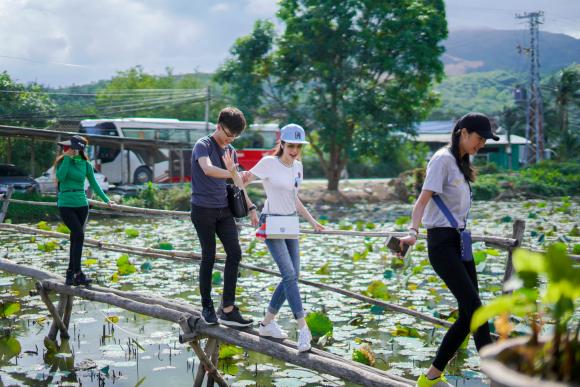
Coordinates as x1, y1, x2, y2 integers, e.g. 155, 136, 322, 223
0, 88, 206, 97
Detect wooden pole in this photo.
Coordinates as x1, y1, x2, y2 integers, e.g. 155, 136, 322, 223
36, 282, 70, 339
47, 294, 68, 341
31, 138, 36, 177
62, 295, 74, 330
179, 317, 228, 387
7, 137, 12, 163
179, 149, 185, 183
502, 219, 526, 294
194, 338, 217, 387
207, 340, 220, 387
120, 143, 126, 185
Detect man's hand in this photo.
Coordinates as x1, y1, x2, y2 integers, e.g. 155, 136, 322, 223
222, 149, 237, 172
249, 210, 259, 227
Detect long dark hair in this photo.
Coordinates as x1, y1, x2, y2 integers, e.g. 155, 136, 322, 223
448, 120, 476, 182
272, 140, 285, 157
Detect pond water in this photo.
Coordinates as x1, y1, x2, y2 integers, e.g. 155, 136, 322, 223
0, 198, 578, 386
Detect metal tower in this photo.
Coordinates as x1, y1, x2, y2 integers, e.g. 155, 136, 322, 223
516, 11, 545, 163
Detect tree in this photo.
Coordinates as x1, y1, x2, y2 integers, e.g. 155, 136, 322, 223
217, 0, 447, 190
0, 71, 57, 175
96, 66, 226, 121
551, 65, 580, 161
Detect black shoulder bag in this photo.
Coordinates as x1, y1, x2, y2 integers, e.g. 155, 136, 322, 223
209, 137, 248, 218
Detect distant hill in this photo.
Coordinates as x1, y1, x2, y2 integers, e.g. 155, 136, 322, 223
444, 29, 580, 75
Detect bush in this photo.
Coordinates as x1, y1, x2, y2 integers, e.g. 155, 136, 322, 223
472, 180, 501, 200
5, 192, 59, 223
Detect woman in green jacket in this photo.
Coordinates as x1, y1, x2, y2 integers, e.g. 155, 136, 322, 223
55, 135, 112, 286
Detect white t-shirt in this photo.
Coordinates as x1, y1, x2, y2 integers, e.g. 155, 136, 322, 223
250, 156, 303, 215
421, 147, 471, 229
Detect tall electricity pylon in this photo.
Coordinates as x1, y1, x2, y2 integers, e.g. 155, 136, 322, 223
516, 11, 545, 163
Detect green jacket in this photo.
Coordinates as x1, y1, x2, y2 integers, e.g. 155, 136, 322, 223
56, 156, 109, 207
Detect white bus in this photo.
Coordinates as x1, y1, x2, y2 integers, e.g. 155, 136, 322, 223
80, 118, 212, 185
79, 118, 279, 185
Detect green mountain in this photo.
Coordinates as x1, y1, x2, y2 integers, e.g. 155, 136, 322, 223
444, 29, 580, 75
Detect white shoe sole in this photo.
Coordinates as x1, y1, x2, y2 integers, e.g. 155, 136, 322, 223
201, 317, 218, 326
218, 318, 253, 328
298, 345, 311, 353
259, 331, 288, 340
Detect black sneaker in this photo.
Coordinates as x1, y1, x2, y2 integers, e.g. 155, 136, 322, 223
218, 306, 253, 328
201, 303, 218, 325
73, 271, 92, 286
65, 270, 74, 286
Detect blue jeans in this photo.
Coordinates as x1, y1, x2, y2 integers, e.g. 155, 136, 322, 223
264, 238, 305, 319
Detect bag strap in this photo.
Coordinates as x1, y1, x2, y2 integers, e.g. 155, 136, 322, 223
432, 195, 459, 229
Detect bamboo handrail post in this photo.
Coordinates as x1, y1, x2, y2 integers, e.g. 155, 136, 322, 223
36, 282, 70, 339
178, 316, 229, 387
502, 219, 526, 294
47, 294, 68, 341
207, 339, 220, 387
194, 338, 217, 387
63, 295, 74, 330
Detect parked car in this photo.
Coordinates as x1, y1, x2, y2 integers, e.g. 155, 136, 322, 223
0, 164, 40, 194
35, 166, 110, 194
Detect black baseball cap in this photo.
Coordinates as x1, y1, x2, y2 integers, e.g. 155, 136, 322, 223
58, 135, 87, 150
458, 112, 499, 141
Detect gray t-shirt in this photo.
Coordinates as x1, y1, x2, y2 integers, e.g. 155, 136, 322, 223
190, 136, 238, 208
421, 147, 471, 229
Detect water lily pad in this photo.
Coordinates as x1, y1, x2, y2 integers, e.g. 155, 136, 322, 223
125, 228, 139, 238
305, 311, 333, 338
36, 221, 51, 231
219, 344, 243, 359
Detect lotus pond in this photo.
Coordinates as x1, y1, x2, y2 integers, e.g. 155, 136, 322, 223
0, 197, 578, 386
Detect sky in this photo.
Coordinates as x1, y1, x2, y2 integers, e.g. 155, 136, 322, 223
1, 0, 578, 87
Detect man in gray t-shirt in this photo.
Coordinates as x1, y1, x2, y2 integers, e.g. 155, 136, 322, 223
190, 135, 238, 208
190, 107, 257, 328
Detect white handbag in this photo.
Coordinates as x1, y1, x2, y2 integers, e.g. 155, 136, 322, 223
265, 215, 300, 239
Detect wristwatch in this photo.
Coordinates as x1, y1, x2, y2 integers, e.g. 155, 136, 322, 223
408, 227, 418, 237
248, 205, 257, 212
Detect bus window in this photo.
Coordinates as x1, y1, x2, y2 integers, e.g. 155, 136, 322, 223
188, 129, 207, 143
98, 147, 120, 163
159, 129, 188, 142
122, 128, 156, 140
79, 122, 119, 136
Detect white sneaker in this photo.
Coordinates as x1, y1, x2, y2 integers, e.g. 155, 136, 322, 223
297, 326, 312, 353
259, 321, 288, 339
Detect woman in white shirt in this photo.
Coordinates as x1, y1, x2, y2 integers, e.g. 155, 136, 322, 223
399, 113, 499, 387
242, 123, 324, 353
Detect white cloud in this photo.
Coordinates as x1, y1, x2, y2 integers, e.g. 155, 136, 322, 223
210, 2, 231, 13
244, 0, 278, 17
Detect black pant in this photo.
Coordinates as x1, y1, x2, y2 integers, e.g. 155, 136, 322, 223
191, 205, 241, 309
427, 227, 492, 371
58, 206, 89, 273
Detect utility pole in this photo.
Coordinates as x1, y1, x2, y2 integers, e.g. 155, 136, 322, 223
204, 86, 211, 134
516, 11, 545, 163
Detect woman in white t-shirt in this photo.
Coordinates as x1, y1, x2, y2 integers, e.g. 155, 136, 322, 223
399, 113, 499, 387
242, 123, 324, 353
